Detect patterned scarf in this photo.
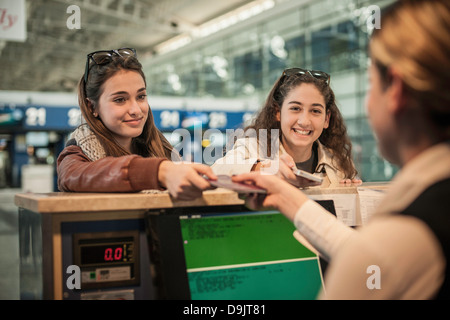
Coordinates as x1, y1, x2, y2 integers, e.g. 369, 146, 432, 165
71, 123, 182, 162
70, 124, 106, 161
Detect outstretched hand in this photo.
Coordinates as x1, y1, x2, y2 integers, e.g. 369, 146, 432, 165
255, 154, 323, 188
158, 161, 217, 201
232, 172, 309, 222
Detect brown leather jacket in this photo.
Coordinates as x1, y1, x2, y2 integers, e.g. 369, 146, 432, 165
57, 145, 167, 192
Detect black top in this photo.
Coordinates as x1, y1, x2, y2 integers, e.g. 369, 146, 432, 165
399, 178, 450, 299
295, 142, 318, 174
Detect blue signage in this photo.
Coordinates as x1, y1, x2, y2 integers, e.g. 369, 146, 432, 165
152, 109, 253, 132
2, 104, 254, 132
22, 105, 81, 130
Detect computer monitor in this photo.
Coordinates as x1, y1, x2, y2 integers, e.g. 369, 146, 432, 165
145, 201, 335, 300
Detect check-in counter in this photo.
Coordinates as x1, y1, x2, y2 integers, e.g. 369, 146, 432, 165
14, 183, 389, 300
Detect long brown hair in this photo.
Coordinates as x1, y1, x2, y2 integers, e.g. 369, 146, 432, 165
370, 0, 450, 141
247, 72, 358, 179
78, 53, 173, 158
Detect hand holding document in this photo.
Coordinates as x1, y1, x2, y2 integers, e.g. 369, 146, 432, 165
207, 175, 267, 194
291, 167, 323, 187
268, 153, 323, 188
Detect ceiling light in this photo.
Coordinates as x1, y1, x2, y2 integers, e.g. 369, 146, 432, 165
155, 0, 275, 55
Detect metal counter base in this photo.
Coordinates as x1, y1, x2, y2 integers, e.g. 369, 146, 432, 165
18, 207, 154, 300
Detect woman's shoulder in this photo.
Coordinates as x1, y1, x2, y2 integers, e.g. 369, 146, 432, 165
71, 123, 95, 143
316, 140, 335, 160
64, 138, 78, 148
57, 144, 90, 164
69, 124, 106, 161
315, 141, 345, 180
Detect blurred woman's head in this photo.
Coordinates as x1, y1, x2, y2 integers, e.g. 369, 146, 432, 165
368, 0, 450, 164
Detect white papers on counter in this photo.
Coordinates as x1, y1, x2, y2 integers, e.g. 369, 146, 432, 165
308, 193, 358, 227
357, 187, 386, 225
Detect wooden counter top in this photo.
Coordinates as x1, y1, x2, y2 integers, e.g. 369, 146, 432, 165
14, 183, 389, 214
14, 188, 242, 213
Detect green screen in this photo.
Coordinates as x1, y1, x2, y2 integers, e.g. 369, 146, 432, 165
180, 211, 324, 300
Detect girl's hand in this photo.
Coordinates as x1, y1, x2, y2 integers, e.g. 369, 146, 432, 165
158, 161, 216, 200
339, 178, 363, 185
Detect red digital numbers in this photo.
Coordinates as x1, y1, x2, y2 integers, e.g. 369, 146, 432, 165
104, 246, 123, 262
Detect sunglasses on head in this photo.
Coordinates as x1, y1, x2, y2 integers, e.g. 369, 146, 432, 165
84, 48, 137, 84
282, 68, 330, 85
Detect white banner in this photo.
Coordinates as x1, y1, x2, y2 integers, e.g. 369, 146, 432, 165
0, 0, 27, 42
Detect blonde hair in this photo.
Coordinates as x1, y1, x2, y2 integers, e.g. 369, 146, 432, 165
370, 0, 450, 138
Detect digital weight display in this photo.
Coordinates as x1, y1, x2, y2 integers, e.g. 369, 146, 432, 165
72, 231, 140, 289
80, 242, 134, 265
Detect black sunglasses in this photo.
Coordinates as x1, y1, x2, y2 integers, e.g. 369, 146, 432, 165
84, 48, 137, 84
282, 68, 330, 85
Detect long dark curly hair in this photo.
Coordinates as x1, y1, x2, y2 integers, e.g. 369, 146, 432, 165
246, 72, 358, 179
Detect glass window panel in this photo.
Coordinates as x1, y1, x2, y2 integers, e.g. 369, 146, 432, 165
141, 0, 396, 181
336, 96, 358, 118
332, 72, 357, 96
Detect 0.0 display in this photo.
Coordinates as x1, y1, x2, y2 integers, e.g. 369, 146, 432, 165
80, 242, 134, 265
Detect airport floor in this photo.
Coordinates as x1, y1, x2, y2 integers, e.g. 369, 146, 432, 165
0, 189, 20, 300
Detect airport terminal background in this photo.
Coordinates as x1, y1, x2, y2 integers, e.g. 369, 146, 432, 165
1, 0, 395, 299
